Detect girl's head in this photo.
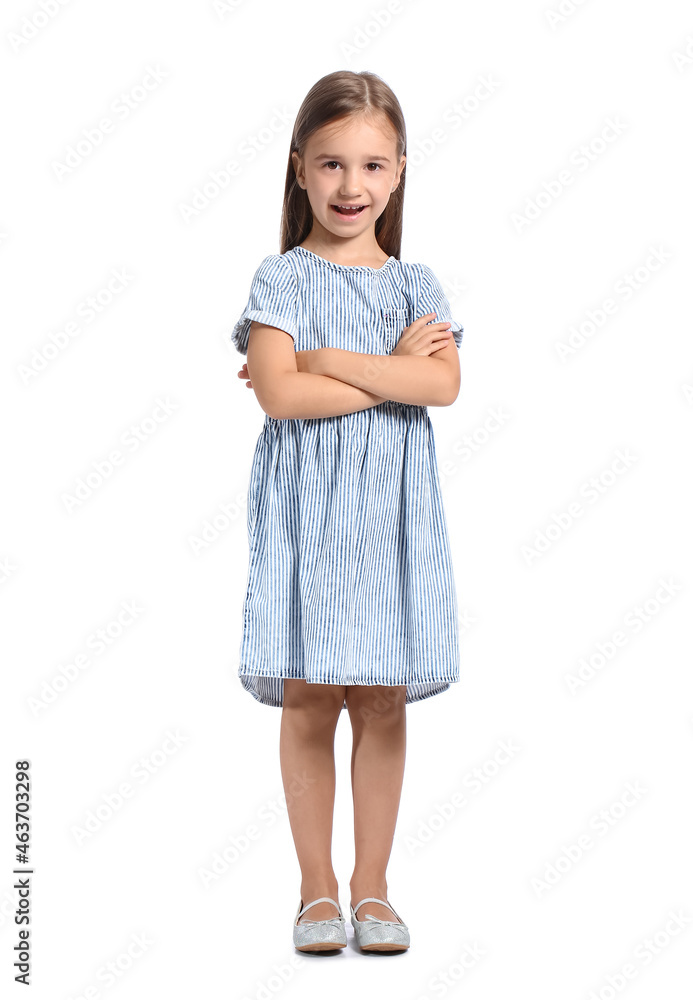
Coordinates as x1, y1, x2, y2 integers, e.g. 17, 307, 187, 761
282, 71, 407, 259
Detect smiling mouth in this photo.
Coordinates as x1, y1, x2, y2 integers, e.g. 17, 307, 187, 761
331, 204, 367, 216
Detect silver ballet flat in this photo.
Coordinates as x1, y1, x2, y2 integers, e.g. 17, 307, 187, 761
293, 896, 347, 952
350, 897, 410, 951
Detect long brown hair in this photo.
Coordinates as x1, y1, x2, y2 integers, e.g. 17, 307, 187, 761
279, 70, 407, 259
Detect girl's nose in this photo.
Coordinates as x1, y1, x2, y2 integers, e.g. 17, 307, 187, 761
339, 171, 363, 194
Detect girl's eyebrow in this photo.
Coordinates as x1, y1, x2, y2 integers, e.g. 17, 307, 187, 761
313, 153, 391, 163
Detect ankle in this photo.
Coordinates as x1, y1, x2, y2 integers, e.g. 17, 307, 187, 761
300, 875, 339, 901
350, 875, 388, 899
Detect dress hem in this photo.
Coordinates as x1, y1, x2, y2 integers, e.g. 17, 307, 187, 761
238, 672, 459, 709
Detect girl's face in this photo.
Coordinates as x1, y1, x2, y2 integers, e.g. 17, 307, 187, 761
292, 114, 405, 247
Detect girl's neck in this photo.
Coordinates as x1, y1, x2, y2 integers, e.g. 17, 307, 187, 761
297, 236, 388, 269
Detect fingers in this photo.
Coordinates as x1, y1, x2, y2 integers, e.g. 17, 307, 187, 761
237, 366, 253, 388
413, 312, 451, 329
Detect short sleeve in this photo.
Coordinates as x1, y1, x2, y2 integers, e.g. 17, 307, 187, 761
230, 254, 299, 355
416, 263, 464, 349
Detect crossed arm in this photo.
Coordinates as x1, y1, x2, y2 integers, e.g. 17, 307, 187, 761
243, 323, 460, 420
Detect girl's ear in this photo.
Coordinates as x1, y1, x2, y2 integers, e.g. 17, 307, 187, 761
391, 155, 406, 192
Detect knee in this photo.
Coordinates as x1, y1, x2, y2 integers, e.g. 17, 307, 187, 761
347, 685, 407, 727
282, 681, 345, 733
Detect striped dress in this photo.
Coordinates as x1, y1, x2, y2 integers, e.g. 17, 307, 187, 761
231, 244, 463, 709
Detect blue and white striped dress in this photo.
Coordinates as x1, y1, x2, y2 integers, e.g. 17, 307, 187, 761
231, 245, 463, 709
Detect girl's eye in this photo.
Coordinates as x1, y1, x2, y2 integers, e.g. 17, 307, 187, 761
322, 162, 382, 171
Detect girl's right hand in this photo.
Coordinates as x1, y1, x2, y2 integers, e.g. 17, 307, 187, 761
391, 313, 453, 356
238, 362, 253, 388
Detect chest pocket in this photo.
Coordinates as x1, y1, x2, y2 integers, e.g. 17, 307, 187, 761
381, 307, 409, 353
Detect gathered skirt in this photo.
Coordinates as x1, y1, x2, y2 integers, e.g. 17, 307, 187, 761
237, 399, 461, 709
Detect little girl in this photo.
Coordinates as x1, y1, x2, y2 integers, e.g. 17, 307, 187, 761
231, 70, 464, 954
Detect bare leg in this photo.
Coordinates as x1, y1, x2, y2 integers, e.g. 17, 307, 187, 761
345, 684, 407, 922
280, 679, 346, 922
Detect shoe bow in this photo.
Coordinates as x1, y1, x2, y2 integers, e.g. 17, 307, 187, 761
363, 913, 408, 933
298, 916, 344, 927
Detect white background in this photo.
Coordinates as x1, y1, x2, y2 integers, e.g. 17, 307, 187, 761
2, 0, 692, 997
